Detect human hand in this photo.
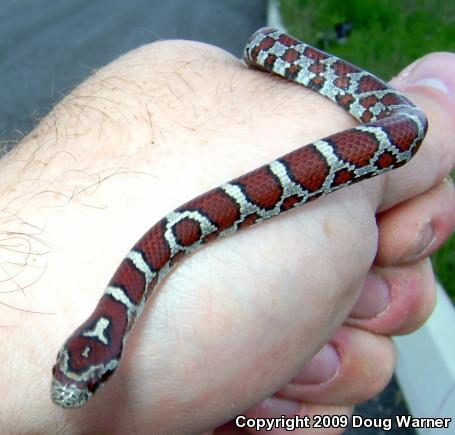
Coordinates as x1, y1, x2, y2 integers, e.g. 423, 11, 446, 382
0, 40, 453, 434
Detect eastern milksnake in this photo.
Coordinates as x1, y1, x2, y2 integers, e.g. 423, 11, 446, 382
51, 28, 427, 408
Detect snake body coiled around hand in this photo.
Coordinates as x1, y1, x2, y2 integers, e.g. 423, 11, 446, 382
51, 28, 428, 408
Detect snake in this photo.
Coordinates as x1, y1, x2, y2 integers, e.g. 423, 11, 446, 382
50, 27, 427, 408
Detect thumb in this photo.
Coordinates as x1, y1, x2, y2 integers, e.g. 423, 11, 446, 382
380, 52, 455, 210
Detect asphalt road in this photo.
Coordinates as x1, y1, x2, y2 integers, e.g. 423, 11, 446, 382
1, 1, 414, 433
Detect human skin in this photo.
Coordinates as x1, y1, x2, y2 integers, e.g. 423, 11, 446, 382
0, 40, 454, 434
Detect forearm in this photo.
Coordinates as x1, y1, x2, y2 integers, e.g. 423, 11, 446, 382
0, 39, 376, 433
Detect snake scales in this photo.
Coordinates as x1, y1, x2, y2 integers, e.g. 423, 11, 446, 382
51, 28, 427, 408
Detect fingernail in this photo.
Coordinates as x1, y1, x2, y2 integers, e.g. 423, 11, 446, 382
401, 222, 435, 262
292, 344, 339, 385
392, 52, 455, 96
251, 397, 301, 417
350, 272, 390, 319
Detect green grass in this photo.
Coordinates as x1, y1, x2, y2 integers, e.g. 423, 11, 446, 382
280, 0, 455, 302
432, 223, 455, 299
280, 0, 455, 79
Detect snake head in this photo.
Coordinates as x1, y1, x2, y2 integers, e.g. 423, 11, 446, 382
51, 346, 118, 408
50, 313, 122, 408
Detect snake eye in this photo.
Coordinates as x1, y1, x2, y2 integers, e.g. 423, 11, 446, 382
86, 378, 101, 394
86, 368, 115, 394
99, 368, 115, 384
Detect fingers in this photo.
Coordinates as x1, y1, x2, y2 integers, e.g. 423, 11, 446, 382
348, 259, 436, 335
276, 326, 396, 406
346, 176, 454, 335
376, 177, 455, 266
282, 181, 449, 408
379, 53, 455, 212
216, 51, 455, 435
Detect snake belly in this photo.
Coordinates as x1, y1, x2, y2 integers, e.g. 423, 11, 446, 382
51, 27, 427, 408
